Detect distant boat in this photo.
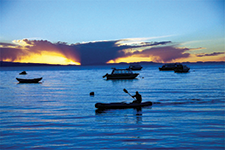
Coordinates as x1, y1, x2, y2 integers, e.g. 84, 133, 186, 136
159, 63, 182, 71
128, 63, 143, 70
19, 71, 27, 75
174, 64, 190, 73
16, 77, 42, 83
95, 101, 152, 109
103, 68, 139, 80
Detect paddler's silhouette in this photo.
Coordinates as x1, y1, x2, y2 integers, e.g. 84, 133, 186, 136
132, 91, 142, 104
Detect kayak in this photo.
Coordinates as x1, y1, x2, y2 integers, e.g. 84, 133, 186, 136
95, 101, 152, 109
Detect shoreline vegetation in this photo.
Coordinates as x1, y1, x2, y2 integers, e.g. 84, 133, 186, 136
0, 61, 224, 67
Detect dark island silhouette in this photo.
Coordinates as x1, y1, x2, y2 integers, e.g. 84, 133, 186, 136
0, 61, 224, 67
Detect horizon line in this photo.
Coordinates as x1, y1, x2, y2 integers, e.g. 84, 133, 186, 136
0, 61, 224, 67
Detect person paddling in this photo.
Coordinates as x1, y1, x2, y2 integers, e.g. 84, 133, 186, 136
132, 91, 142, 103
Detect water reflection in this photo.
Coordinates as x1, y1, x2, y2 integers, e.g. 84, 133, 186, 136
134, 107, 142, 124
17, 82, 42, 84
95, 107, 143, 124
107, 79, 138, 84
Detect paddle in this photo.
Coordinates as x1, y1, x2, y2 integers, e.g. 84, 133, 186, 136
103, 73, 108, 78
123, 88, 135, 99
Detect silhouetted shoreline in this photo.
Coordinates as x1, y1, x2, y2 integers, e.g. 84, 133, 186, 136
0, 61, 224, 67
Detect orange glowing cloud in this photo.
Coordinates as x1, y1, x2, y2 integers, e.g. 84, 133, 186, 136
107, 55, 154, 64
0, 39, 80, 65
175, 53, 225, 63
12, 51, 80, 65
108, 50, 225, 64
108, 46, 190, 63
108, 42, 224, 64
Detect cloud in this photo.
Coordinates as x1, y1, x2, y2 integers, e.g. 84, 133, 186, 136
188, 47, 206, 51
116, 46, 190, 63
115, 38, 172, 47
196, 52, 225, 57
0, 42, 17, 47
0, 39, 80, 63
1, 38, 213, 65
0, 47, 27, 61
71, 40, 172, 65
71, 40, 121, 65
118, 35, 174, 44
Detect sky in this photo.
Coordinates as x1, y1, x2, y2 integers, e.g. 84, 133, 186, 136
0, 0, 224, 65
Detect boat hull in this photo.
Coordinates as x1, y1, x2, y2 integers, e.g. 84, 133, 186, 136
129, 67, 142, 71
95, 101, 152, 109
174, 66, 190, 73
174, 68, 190, 73
16, 77, 42, 83
159, 68, 175, 71
129, 64, 143, 70
106, 73, 139, 79
159, 63, 181, 71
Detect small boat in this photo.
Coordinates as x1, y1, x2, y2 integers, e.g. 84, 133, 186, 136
95, 101, 152, 109
174, 65, 190, 73
103, 68, 139, 80
16, 77, 42, 83
19, 71, 27, 75
159, 63, 181, 71
129, 63, 143, 70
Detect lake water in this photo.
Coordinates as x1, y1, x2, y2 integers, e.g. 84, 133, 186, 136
0, 63, 224, 149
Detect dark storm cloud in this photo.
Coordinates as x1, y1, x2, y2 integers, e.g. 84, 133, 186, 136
0, 47, 26, 61
0, 40, 31, 61
71, 40, 121, 65
196, 52, 225, 57
70, 40, 172, 65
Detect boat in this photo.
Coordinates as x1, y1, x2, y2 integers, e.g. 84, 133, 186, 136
128, 63, 143, 70
95, 101, 152, 109
103, 68, 139, 80
16, 77, 42, 83
159, 63, 182, 71
174, 65, 190, 73
19, 71, 27, 75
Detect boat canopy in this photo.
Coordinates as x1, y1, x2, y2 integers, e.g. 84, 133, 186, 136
130, 63, 142, 67
112, 68, 133, 74
163, 63, 181, 67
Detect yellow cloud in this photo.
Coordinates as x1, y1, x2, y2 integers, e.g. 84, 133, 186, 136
107, 55, 153, 64
12, 39, 33, 47
116, 35, 174, 46
4, 51, 80, 65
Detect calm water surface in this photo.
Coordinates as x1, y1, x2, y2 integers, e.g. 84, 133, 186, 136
0, 64, 224, 149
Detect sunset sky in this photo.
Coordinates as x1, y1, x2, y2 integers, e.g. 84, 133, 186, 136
0, 0, 224, 65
